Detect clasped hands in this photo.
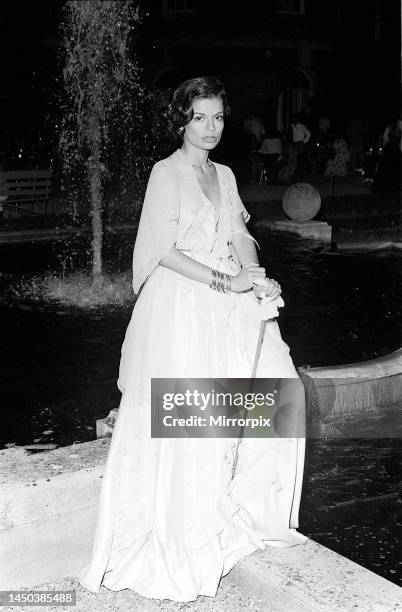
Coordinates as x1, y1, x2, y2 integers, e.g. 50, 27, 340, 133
231, 262, 281, 299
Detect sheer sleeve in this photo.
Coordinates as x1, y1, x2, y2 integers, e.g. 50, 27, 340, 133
226, 167, 259, 249
132, 162, 179, 294
227, 167, 250, 223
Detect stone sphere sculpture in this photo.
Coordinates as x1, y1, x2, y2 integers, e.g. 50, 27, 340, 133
282, 183, 321, 222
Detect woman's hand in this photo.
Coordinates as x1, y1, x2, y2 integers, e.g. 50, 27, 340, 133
253, 277, 281, 299
231, 263, 266, 293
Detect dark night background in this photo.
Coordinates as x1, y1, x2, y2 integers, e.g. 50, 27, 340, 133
0, 0, 400, 170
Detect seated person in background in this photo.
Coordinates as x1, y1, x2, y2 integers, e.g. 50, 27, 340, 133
325, 137, 349, 177
258, 131, 283, 182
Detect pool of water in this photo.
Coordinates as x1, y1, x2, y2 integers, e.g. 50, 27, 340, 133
0, 229, 400, 448
301, 438, 401, 587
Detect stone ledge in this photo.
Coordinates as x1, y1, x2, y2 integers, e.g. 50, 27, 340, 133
230, 539, 401, 612
299, 348, 402, 381
1, 446, 400, 612
0, 507, 97, 592
299, 349, 401, 435
0, 351, 401, 605
336, 240, 402, 251
96, 350, 402, 439
255, 219, 332, 242
0, 223, 138, 245
0, 438, 110, 484
0, 440, 108, 590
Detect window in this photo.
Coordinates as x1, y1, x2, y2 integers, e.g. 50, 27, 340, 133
277, 68, 314, 132
163, 0, 196, 13
277, 0, 305, 15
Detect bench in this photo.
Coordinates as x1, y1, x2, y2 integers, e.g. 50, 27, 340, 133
0, 169, 52, 216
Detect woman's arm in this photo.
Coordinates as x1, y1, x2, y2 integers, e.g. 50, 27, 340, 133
160, 246, 265, 293
231, 214, 280, 298
231, 214, 259, 267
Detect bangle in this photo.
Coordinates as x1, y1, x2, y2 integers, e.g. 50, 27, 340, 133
218, 271, 225, 292
210, 268, 217, 290
210, 269, 232, 293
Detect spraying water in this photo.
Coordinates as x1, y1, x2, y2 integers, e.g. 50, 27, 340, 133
59, 0, 152, 291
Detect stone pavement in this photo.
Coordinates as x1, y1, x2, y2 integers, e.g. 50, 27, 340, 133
1, 432, 401, 612
2, 539, 400, 612
0, 572, 309, 612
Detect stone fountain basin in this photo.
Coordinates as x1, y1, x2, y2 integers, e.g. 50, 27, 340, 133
0, 349, 400, 607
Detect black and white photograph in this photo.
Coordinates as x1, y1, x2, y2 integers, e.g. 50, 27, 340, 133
0, 1, 400, 611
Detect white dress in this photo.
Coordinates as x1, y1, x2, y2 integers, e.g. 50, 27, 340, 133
78, 149, 308, 602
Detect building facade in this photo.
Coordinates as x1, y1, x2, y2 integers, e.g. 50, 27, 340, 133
140, 0, 400, 135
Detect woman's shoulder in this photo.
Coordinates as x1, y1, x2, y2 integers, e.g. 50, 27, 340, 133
149, 153, 184, 182
150, 155, 174, 172
212, 160, 236, 178
212, 161, 239, 188
212, 159, 231, 171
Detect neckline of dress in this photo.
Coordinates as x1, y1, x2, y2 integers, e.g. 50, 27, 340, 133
173, 148, 216, 170
173, 149, 222, 215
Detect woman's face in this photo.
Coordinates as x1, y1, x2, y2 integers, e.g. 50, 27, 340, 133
183, 96, 224, 151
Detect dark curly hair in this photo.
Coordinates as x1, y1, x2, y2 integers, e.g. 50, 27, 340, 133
167, 76, 230, 142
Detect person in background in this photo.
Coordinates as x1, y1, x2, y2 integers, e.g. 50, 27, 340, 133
243, 111, 265, 151
346, 115, 368, 173
258, 130, 283, 182
277, 133, 297, 184
325, 137, 350, 177
243, 111, 265, 182
382, 114, 402, 151
318, 116, 330, 138
291, 114, 311, 181
372, 116, 402, 194
316, 116, 333, 154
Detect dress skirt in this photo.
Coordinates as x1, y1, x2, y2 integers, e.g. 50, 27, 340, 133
78, 263, 308, 602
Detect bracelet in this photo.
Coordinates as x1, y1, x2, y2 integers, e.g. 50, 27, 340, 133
210, 269, 231, 293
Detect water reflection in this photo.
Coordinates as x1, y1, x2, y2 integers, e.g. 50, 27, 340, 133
301, 438, 401, 586
0, 230, 400, 448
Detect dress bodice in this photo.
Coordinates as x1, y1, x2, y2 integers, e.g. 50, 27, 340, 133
170, 149, 250, 274
132, 149, 251, 293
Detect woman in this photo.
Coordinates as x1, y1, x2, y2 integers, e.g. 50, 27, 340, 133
79, 76, 307, 602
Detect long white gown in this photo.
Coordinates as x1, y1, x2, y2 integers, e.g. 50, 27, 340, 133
78, 149, 308, 602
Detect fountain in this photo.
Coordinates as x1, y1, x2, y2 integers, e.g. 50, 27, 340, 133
58, 0, 153, 298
